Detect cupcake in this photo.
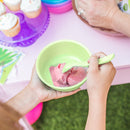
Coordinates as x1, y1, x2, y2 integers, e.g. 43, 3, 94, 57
4, 0, 21, 11
0, 2, 6, 16
0, 13, 21, 37
20, 0, 42, 18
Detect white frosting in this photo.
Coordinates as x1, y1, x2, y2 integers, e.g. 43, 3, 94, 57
4, 0, 21, 5
0, 2, 6, 15
20, 0, 41, 12
0, 13, 18, 30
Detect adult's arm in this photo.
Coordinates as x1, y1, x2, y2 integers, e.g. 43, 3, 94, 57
77, 0, 130, 37
112, 10, 130, 37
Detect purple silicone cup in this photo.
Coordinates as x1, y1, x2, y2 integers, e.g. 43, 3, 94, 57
0, 4, 50, 47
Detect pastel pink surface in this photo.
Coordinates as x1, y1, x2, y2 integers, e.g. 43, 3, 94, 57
25, 102, 43, 125
4, 10, 130, 86
48, 1, 72, 13
2, 9, 130, 111
50, 64, 87, 87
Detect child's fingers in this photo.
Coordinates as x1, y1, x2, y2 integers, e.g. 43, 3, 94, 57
94, 52, 106, 58
94, 52, 115, 73
88, 54, 99, 72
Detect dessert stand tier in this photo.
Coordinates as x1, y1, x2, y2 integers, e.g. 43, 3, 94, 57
0, 4, 50, 47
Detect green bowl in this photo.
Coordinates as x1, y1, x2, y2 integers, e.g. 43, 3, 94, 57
36, 40, 91, 92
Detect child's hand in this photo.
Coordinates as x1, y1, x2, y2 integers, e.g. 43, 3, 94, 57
28, 65, 80, 103
86, 52, 116, 98
77, 0, 120, 29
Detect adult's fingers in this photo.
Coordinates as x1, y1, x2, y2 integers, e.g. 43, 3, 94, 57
54, 88, 81, 99
77, 0, 88, 9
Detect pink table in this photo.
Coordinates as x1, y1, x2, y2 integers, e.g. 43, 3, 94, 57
6, 10, 130, 86
3, 10, 130, 126
2, 10, 130, 126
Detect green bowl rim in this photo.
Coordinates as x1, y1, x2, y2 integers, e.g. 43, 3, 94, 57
36, 40, 91, 91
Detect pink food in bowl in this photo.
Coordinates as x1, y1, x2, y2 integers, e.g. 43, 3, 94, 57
50, 63, 87, 87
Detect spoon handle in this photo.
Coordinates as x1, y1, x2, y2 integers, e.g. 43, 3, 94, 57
62, 54, 115, 73
75, 54, 115, 67
98, 53, 115, 65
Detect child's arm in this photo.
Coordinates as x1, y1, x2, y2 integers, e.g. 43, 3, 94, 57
85, 52, 116, 130
85, 95, 107, 130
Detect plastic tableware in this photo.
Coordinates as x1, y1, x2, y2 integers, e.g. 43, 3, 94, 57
25, 102, 43, 125
48, 1, 72, 13
0, 4, 50, 47
41, 0, 68, 4
44, 0, 71, 7
72, 0, 125, 37
62, 54, 115, 73
36, 40, 91, 92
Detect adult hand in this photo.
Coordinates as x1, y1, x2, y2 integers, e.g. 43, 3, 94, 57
77, 0, 120, 29
6, 64, 80, 116
28, 65, 80, 103
86, 52, 116, 98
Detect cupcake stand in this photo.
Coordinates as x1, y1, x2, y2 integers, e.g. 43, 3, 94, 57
0, 3, 50, 127
0, 4, 50, 47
